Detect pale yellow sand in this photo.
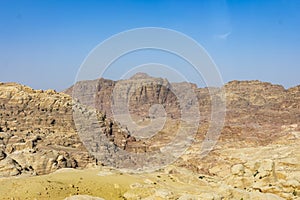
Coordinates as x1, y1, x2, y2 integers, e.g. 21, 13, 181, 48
0, 168, 143, 200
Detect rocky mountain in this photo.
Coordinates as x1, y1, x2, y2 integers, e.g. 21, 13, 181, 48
65, 73, 181, 119
0, 75, 300, 199
65, 75, 300, 147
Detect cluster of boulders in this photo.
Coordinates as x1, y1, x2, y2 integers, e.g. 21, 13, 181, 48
0, 82, 143, 177
0, 82, 93, 176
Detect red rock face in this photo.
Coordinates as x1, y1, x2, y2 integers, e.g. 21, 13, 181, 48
65, 76, 300, 140
65, 75, 300, 171
66, 75, 181, 120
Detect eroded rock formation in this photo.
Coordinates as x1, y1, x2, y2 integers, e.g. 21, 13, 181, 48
0, 75, 300, 199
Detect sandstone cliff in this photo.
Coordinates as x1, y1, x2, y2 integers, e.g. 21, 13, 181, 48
65, 75, 300, 148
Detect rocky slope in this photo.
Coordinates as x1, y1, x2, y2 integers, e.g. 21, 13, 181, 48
0, 82, 143, 177
0, 82, 84, 176
65, 75, 300, 148
0, 75, 299, 199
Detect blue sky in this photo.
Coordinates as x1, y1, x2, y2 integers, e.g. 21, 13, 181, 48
0, 0, 299, 90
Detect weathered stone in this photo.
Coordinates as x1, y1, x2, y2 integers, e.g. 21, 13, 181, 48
0, 150, 6, 160
154, 188, 173, 198
231, 164, 245, 176
0, 157, 22, 177
64, 195, 105, 200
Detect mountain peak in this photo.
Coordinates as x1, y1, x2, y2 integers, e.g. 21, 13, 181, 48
129, 72, 152, 80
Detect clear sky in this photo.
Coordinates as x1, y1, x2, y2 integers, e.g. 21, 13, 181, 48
0, 0, 299, 90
